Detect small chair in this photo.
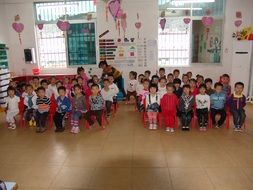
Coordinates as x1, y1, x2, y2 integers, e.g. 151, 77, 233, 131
48, 95, 57, 129
18, 97, 26, 128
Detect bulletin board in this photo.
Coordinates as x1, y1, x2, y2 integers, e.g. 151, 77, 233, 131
67, 23, 96, 66
0, 44, 8, 69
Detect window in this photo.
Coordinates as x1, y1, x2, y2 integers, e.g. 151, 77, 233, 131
158, 0, 225, 67
34, 1, 96, 69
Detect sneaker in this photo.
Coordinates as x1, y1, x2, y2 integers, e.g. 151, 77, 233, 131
40, 127, 46, 133
202, 127, 207, 131
185, 126, 190, 131
28, 120, 33, 127
199, 127, 203, 131
11, 124, 16, 130
73, 127, 80, 134
36, 127, 40, 133
32, 120, 36, 127
182, 126, 186, 130
153, 124, 157, 130
166, 127, 171, 132
8, 123, 13, 129
170, 128, 175, 133
70, 127, 75, 133
149, 124, 153, 130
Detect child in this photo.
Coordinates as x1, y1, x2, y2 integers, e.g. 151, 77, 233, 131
136, 74, 144, 98
205, 78, 215, 95
158, 77, 167, 98
77, 76, 85, 94
196, 84, 210, 131
196, 75, 204, 88
221, 74, 231, 96
9, 81, 21, 97
31, 76, 40, 91
182, 74, 189, 85
3, 86, 20, 129
101, 79, 115, 117
144, 70, 151, 80
145, 84, 160, 130
159, 68, 166, 78
173, 69, 180, 79
24, 84, 37, 127
187, 71, 193, 79
138, 79, 150, 112
48, 76, 58, 97
173, 78, 183, 99
189, 79, 199, 97
178, 85, 194, 131
63, 77, 71, 97
54, 86, 71, 132
70, 78, 78, 97
71, 84, 88, 134
160, 83, 178, 132
151, 75, 159, 85
167, 73, 174, 83
92, 75, 102, 90
87, 84, 105, 127
126, 71, 138, 104
35, 87, 51, 133
227, 82, 246, 131
77, 66, 89, 90
210, 82, 226, 128
108, 74, 119, 104
41, 79, 52, 98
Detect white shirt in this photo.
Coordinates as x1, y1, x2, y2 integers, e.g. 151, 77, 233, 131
136, 83, 144, 96
158, 86, 167, 98
127, 79, 138, 92
145, 93, 160, 108
22, 91, 36, 98
196, 94, 210, 110
109, 83, 119, 96
48, 84, 58, 97
101, 88, 115, 102
4, 95, 20, 112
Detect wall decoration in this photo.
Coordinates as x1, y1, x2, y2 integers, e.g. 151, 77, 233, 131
99, 30, 110, 38
37, 23, 44, 30
183, 18, 191, 25
159, 18, 166, 31
201, 17, 214, 40
234, 20, 242, 28
12, 15, 24, 45
121, 13, 127, 38
135, 13, 142, 39
236, 11, 242, 19
108, 0, 121, 21
232, 27, 252, 41
57, 20, 70, 31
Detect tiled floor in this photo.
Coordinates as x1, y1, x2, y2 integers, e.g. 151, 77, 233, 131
1, 104, 253, 190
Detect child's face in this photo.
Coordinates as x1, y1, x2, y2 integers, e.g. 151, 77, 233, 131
8, 90, 15, 97
166, 86, 174, 94
9, 81, 16, 88
215, 86, 223, 93
159, 79, 166, 87
138, 76, 144, 83
93, 77, 99, 84
58, 89, 66, 97
235, 85, 244, 94
143, 81, 149, 90
197, 77, 204, 84
222, 77, 230, 84
33, 79, 39, 85
144, 73, 150, 79
78, 79, 83, 85
27, 87, 33, 95
149, 87, 157, 94
72, 80, 77, 85
91, 86, 99, 95
183, 87, 190, 95
167, 75, 174, 82
206, 82, 212, 89
41, 83, 48, 89
74, 87, 81, 95
187, 72, 192, 78
88, 82, 93, 88
51, 78, 56, 85
159, 70, 165, 77
174, 83, 180, 89
129, 73, 135, 80
56, 82, 62, 88
152, 78, 159, 84
174, 71, 179, 78
104, 81, 110, 88
182, 76, 189, 84
38, 90, 45, 98
108, 76, 114, 83
190, 81, 196, 88
64, 78, 69, 84
199, 87, 206, 94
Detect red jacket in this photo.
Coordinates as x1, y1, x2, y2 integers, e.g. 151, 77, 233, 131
160, 93, 178, 114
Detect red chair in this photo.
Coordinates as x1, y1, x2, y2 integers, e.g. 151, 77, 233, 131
84, 110, 108, 129
48, 95, 57, 129
18, 97, 26, 128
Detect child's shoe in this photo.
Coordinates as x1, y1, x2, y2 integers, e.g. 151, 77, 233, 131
11, 123, 16, 130
153, 124, 157, 130
202, 127, 207, 131
166, 127, 171, 132
8, 123, 13, 129
36, 127, 40, 133
29, 120, 33, 127
40, 127, 46, 133
199, 127, 203, 131
70, 127, 75, 133
74, 127, 80, 134
170, 128, 175, 133
185, 126, 190, 131
149, 124, 153, 130
182, 126, 186, 130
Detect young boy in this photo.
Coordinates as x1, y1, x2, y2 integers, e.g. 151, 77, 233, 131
227, 82, 246, 131
35, 87, 51, 133
205, 78, 215, 95
54, 86, 71, 132
87, 84, 105, 128
196, 75, 204, 88
158, 77, 167, 98
41, 79, 52, 98
178, 85, 194, 131
189, 79, 199, 97
126, 71, 138, 104
210, 82, 226, 128
144, 70, 151, 80
182, 74, 189, 85
48, 76, 58, 97
196, 84, 210, 131
159, 68, 166, 78
151, 75, 159, 85
101, 79, 115, 117
138, 79, 150, 112
167, 73, 174, 83
187, 71, 193, 79
221, 74, 231, 96
24, 84, 37, 127
173, 69, 180, 79
4, 86, 20, 129
32, 76, 40, 91
160, 83, 178, 132
173, 78, 183, 99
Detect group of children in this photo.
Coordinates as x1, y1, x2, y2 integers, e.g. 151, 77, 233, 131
3, 67, 119, 133
126, 68, 246, 132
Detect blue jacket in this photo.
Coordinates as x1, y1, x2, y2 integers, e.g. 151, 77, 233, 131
210, 92, 226, 110
56, 96, 71, 113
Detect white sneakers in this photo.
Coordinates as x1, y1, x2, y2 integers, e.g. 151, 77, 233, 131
166, 127, 175, 133
70, 127, 80, 134
149, 123, 158, 130
8, 123, 16, 130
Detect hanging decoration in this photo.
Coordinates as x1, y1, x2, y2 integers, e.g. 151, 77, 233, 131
121, 13, 127, 38
234, 20, 242, 28
108, 0, 121, 21
87, 13, 93, 21
135, 13, 142, 39
37, 23, 44, 30
201, 9, 214, 40
56, 0, 70, 32
159, 18, 166, 31
12, 15, 24, 45
183, 10, 191, 32
93, 0, 97, 5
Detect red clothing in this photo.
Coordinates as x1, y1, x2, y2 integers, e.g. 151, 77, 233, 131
160, 93, 178, 128
190, 88, 199, 97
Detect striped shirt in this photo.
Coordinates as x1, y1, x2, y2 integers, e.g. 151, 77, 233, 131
36, 96, 51, 113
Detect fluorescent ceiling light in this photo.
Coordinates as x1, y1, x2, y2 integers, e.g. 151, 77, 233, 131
171, 0, 215, 3
167, 7, 202, 10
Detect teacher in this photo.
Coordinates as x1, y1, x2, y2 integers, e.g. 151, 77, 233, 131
99, 60, 126, 98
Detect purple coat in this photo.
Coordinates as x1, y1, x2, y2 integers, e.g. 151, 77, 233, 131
227, 94, 246, 111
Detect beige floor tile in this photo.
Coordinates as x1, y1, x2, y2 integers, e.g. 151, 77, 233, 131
98, 150, 132, 167
133, 151, 167, 167
166, 151, 202, 167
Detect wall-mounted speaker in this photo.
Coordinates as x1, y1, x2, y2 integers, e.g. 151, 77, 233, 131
24, 48, 36, 64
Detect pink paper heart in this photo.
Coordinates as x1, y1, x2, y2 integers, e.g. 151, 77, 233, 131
183, 18, 191, 25
159, 18, 166, 31
108, 0, 121, 20
234, 20, 242, 27
202, 16, 214, 27
117, 9, 123, 19
12, 22, 24, 33
135, 22, 142, 29
57, 20, 70, 31
37, 24, 44, 30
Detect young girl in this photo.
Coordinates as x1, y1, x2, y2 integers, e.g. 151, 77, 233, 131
158, 77, 167, 98
101, 79, 115, 117
145, 84, 160, 130
126, 71, 138, 104
77, 76, 85, 95
138, 79, 150, 112
70, 78, 78, 97
92, 75, 101, 90
178, 85, 194, 131
189, 79, 199, 97
48, 76, 58, 97
63, 77, 71, 97
196, 84, 210, 131
4, 86, 20, 129
136, 74, 144, 98
160, 83, 178, 132
77, 67, 89, 90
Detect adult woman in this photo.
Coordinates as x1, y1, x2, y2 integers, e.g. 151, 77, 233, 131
99, 60, 126, 97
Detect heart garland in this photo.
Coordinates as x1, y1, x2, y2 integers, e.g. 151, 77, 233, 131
12, 15, 24, 44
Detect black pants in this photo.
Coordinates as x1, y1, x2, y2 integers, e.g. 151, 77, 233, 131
87, 110, 103, 126
196, 108, 209, 127
231, 109, 246, 128
105, 101, 113, 115
210, 108, 226, 126
179, 111, 193, 127
54, 112, 66, 129
36, 111, 49, 128
115, 76, 126, 97
25, 108, 35, 121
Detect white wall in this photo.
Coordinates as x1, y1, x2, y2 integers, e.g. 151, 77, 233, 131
0, 1, 8, 43
1, 0, 253, 81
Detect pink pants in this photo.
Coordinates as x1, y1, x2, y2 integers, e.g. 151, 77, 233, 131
147, 112, 158, 124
